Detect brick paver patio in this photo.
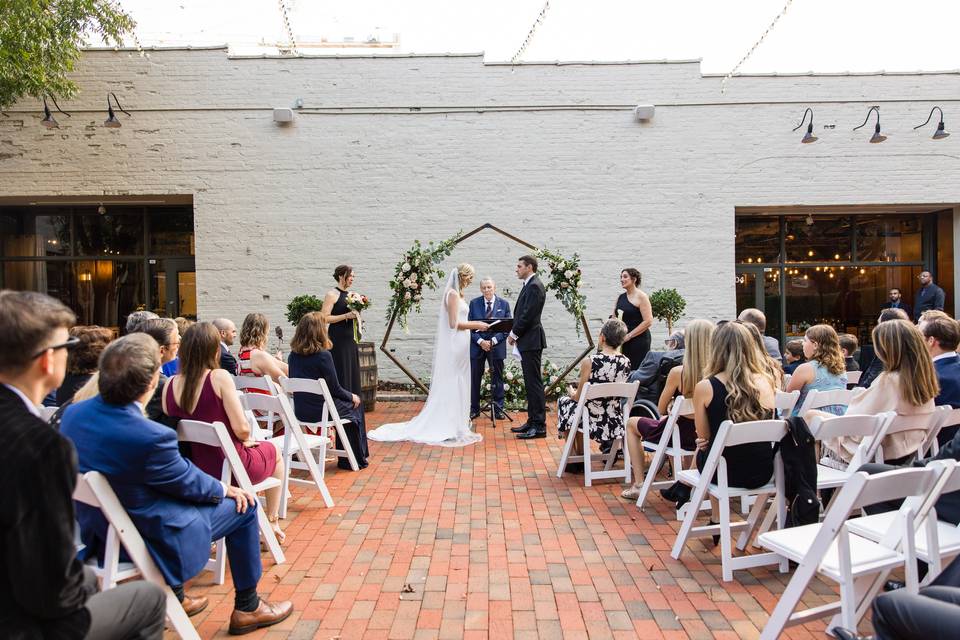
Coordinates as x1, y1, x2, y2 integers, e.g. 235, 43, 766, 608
180, 401, 856, 639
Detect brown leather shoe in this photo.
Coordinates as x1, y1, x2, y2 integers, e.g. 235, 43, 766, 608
181, 594, 209, 617
228, 599, 293, 635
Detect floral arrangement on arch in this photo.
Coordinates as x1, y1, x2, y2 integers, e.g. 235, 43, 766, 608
536, 247, 586, 333
386, 233, 460, 329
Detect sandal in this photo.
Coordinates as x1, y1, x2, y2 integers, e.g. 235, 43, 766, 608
620, 486, 642, 500
268, 516, 286, 544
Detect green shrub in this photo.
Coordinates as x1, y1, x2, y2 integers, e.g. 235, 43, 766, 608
285, 294, 325, 326
649, 288, 687, 334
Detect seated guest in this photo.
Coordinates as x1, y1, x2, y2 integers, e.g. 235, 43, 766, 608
737, 308, 782, 361
124, 309, 158, 335
213, 317, 239, 375
0, 290, 166, 639
61, 334, 293, 634
783, 339, 806, 374
817, 320, 938, 467
786, 325, 848, 416
628, 330, 684, 387
918, 311, 960, 444
287, 312, 369, 469
621, 319, 713, 500
161, 317, 193, 377
238, 313, 288, 385
740, 321, 785, 388
132, 318, 180, 424
858, 308, 910, 388
162, 323, 287, 541
556, 319, 632, 471
57, 325, 112, 405
839, 333, 861, 372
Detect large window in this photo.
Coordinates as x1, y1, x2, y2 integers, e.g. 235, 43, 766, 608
735, 211, 951, 346
0, 204, 196, 329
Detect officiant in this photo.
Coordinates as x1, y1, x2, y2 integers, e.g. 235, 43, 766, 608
469, 277, 512, 419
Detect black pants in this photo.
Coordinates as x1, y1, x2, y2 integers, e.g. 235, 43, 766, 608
84, 572, 166, 640
872, 585, 960, 640
520, 349, 545, 429
470, 352, 505, 414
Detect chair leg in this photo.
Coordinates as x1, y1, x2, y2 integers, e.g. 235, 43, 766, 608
621, 436, 631, 485
333, 420, 359, 471
637, 440, 669, 510
556, 427, 578, 478
163, 586, 202, 640
279, 433, 293, 519
255, 501, 285, 565
102, 525, 121, 590
211, 538, 226, 585
583, 428, 592, 487
671, 477, 711, 560
719, 495, 734, 582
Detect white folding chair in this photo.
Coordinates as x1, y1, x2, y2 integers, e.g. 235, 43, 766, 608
845, 371, 862, 386
177, 420, 285, 566
874, 412, 942, 464
556, 381, 639, 487
73, 472, 201, 640
670, 418, 789, 582
233, 375, 282, 434
635, 396, 696, 511
239, 391, 334, 515
278, 376, 359, 471
919, 406, 959, 458
796, 387, 854, 416
847, 460, 960, 585
775, 389, 800, 416
757, 466, 942, 639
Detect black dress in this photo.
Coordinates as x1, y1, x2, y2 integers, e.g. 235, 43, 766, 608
696, 376, 775, 489
329, 288, 362, 395
616, 293, 651, 370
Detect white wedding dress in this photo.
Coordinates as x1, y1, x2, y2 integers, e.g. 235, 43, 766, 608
367, 272, 482, 447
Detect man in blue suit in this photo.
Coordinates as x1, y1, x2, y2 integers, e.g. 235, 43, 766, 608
60, 334, 293, 635
468, 277, 512, 420
919, 312, 960, 444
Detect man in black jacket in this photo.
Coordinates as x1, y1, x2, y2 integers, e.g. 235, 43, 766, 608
915, 271, 946, 317
0, 290, 165, 640
508, 255, 548, 439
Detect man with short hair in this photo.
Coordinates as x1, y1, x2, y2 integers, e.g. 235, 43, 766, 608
915, 271, 946, 316
213, 317, 239, 375
919, 312, 960, 444
0, 290, 166, 640
737, 308, 782, 361
61, 334, 294, 635
509, 255, 548, 439
125, 309, 159, 335
881, 287, 913, 321
468, 277, 512, 420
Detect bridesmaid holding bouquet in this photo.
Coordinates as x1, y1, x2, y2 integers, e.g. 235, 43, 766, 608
322, 265, 362, 395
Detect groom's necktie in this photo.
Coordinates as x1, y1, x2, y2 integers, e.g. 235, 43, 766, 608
485, 300, 493, 318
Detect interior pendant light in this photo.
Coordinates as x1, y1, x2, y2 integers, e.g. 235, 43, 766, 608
41, 95, 71, 129
104, 92, 131, 128
792, 107, 818, 143
854, 105, 886, 143
914, 106, 950, 140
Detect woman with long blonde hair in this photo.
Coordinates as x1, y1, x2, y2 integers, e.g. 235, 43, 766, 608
785, 324, 848, 416
368, 263, 492, 446
819, 320, 938, 466
620, 319, 714, 500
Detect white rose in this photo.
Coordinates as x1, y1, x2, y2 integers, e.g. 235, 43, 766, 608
410, 282, 418, 289
402, 263, 411, 272
503, 383, 509, 390
404, 292, 412, 300
560, 282, 569, 288
505, 372, 513, 381
402, 279, 411, 287
486, 384, 491, 390
414, 294, 422, 301
564, 270, 573, 278
409, 273, 417, 282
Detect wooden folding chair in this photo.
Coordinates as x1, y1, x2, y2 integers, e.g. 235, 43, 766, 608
635, 396, 695, 511
73, 472, 200, 640
278, 376, 359, 471
670, 418, 789, 582
239, 390, 334, 515
176, 420, 285, 566
556, 381, 639, 487
757, 466, 943, 638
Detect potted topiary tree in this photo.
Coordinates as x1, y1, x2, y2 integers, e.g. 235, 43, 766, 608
649, 288, 687, 334
285, 294, 325, 326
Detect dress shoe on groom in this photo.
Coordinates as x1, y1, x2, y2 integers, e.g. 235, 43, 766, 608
516, 425, 546, 439
510, 422, 529, 433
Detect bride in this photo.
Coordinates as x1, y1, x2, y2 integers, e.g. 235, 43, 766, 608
368, 263, 490, 447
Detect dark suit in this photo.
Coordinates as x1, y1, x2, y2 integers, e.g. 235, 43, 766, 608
61, 396, 261, 591
220, 343, 239, 376
629, 349, 685, 387
915, 284, 946, 316
872, 555, 960, 638
762, 335, 782, 362
935, 354, 960, 444
468, 295, 511, 414
512, 275, 547, 429
882, 300, 913, 321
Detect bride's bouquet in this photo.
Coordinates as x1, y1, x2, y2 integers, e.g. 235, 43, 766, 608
345, 292, 372, 343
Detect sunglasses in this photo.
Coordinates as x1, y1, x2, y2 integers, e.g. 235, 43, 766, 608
31, 336, 80, 359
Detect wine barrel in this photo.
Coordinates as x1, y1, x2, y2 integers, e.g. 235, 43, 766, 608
358, 341, 378, 412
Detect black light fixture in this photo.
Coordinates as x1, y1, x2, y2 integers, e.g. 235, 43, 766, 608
792, 107, 818, 143
914, 106, 950, 140
41, 95, 71, 129
854, 105, 886, 143
104, 92, 131, 128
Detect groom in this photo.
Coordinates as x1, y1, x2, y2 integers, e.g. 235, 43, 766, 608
508, 255, 547, 439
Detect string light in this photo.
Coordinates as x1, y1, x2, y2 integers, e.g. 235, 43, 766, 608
277, 0, 299, 55
720, 0, 795, 94
511, 1, 551, 65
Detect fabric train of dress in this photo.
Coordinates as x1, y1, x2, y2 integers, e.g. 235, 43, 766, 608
367, 272, 482, 447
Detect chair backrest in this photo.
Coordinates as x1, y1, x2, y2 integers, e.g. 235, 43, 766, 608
40, 405, 58, 421
278, 376, 343, 425
797, 388, 854, 414
808, 413, 887, 441
716, 419, 788, 448
847, 466, 942, 514
583, 381, 640, 403
774, 389, 800, 414
233, 375, 278, 395
845, 370, 862, 385
783, 373, 792, 388
672, 396, 695, 417
925, 406, 960, 456
239, 391, 285, 417
176, 420, 235, 484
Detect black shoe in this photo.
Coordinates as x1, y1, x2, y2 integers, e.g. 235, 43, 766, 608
707, 520, 721, 547
565, 462, 584, 474
511, 423, 529, 434
659, 483, 682, 503
516, 426, 546, 439
831, 628, 874, 640
884, 580, 905, 592
470, 411, 481, 420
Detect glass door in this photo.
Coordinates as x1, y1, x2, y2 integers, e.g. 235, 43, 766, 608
150, 258, 196, 319
736, 265, 783, 343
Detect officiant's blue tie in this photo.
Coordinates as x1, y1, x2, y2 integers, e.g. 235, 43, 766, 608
485, 300, 493, 318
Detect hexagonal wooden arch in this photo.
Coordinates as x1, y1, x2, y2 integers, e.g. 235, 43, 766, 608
380, 223, 595, 396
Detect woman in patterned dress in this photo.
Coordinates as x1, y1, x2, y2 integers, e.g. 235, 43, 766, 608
557, 319, 632, 472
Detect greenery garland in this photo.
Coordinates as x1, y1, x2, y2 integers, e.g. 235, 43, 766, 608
536, 247, 586, 334
386, 233, 460, 329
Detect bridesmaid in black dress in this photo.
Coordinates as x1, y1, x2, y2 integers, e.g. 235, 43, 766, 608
615, 268, 654, 370
321, 265, 363, 395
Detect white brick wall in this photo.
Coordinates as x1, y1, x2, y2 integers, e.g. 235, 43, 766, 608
2, 48, 959, 379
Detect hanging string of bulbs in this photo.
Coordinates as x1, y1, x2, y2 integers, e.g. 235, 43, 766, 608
511, 0, 551, 65
277, 0, 299, 55
721, 0, 795, 94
